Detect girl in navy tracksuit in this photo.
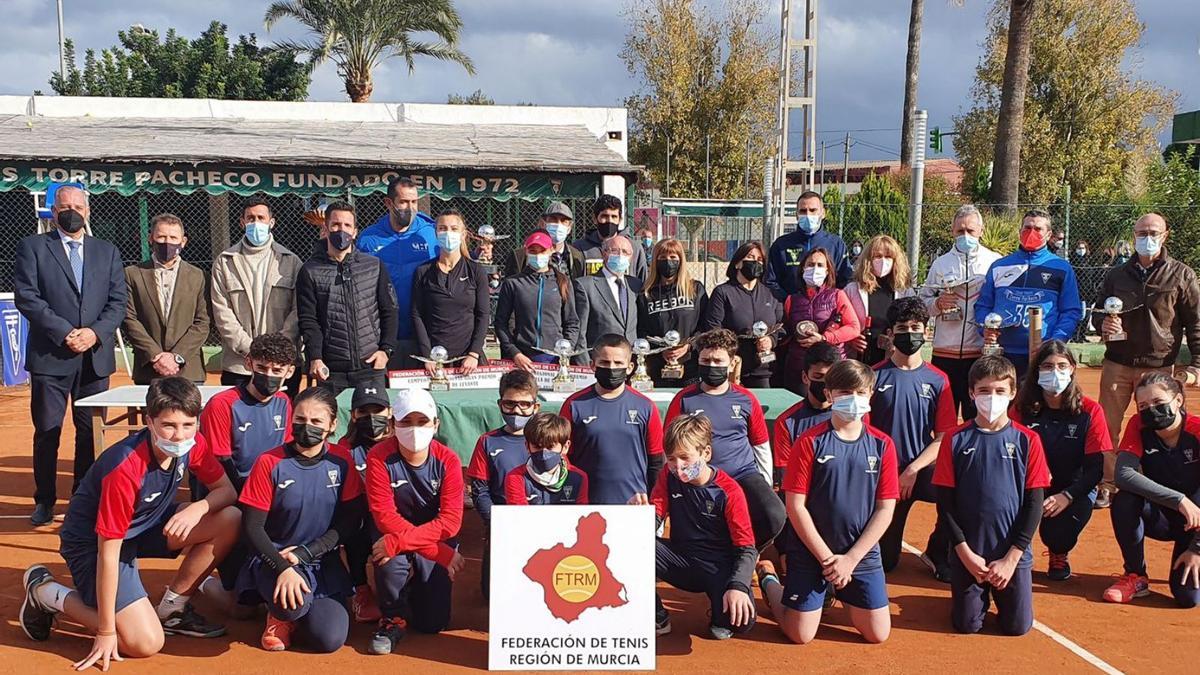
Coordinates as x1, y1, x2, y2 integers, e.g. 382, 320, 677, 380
238, 386, 363, 653
338, 379, 394, 623
504, 413, 589, 506
1011, 340, 1110, 581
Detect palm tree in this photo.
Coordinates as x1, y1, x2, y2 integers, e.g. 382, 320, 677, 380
988, 0, 1037, 209
264, 0, 475, 102
900, 0, 924, 165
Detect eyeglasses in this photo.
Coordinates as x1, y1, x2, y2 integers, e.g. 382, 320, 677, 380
1038, 363, 1073, 373
499, 399, 537, 413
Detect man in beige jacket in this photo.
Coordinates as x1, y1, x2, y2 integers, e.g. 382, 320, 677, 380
210, 198, 303, 395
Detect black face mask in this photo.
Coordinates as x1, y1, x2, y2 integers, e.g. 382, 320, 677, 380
292, 422, 328, 448
152, 241, 181, 262
57, 209, 86, 234
328, 230, 354, 251
594, 365, 628, 390
808, 379, 827, 404
1140, 403, 1177, 431
740, 260, 764, 280
596, 221, 620, 239
656, 259, 680, 279
698, 364, 729, 387
892, 331, 925, 356
250, 371, 285, 397
392, 208, 413, 231
355, 414, 391, 440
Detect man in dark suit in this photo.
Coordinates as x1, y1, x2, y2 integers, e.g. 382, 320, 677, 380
122, 213, 210, 384
574, 234, 641, 364
13, 185, 127, 525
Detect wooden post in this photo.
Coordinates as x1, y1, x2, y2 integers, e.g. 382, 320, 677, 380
1027, 306, 1043, 372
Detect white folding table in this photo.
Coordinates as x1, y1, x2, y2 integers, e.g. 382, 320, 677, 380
74, 385, 232, 450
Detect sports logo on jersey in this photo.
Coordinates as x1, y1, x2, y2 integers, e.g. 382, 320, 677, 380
364, 387, 378, 395
816, 454, 836, 464
1144, 445, 1159, 455
866, 456, 878, 474
391, 479, 409, 488
431, 478, 442, 491
273, 415, 284, 431
327, 469, 341, 488
626, 410, 639, 425
920, 383, 933, 399
705, 500, 715, 514
962, 447, 976, 456
583, 416, 598, 425
143, 491, 162, 503
731, 404, 743, 419
1183, 447, 1195, 463
671, 493, 683, 499
1041, 272, 1052, 284
526, 493, 537, 501
488, 447, 504, 457
277, 479, 295, 489
564, 485, 574, 499
1004, 443, 1016, 459
237, 421, 253, 432
355, 463, 367, 472
877, 384, 894, 393
1028, 422, 1041, 429
1066, 424, 1078, 439
177, 462, 186, 480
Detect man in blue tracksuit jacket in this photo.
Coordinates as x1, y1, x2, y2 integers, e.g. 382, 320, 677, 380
764, 191, 853, 300
974, 209, 1082, 378
356, 177, 438, 368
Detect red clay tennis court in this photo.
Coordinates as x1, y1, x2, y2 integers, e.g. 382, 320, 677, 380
0, 368, 1193, 673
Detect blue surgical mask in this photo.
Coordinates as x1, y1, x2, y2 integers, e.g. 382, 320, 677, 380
437, 230, 462, 252
528, 252, 551, 270
155, 433, 196, 458
676, 460, 703, 483
831, 394, 871, 421
530, 449, 563, 473
502, 412, 532, 430
547, 223, 571, 244
245, 222, 271, 247
797, 214, 821, 234
1037, 369, 1072, 396
955, 234, 979, 253
1134, 235, 1161, 257
605, 254, 631, 275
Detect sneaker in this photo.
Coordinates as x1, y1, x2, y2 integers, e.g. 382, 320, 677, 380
161, 603, 226, 638
1047, 552, 1072, 581
369, 617, 408, 655
261, 615, 294, 652
353, 586, 382, 623
654, 609, 671, 636
20, 565, 56, 641
1094, 485, 1113, 509
29, 503, 53, 527
709, 624, 734, 640
1102, 573, 1149, 603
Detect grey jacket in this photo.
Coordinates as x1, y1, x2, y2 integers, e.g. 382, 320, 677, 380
209, 239, 302, 375
574, 272, 642, 362
494, 269, 579, 360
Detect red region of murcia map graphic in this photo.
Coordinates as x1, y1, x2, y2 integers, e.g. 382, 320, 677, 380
523, 512, 628, 623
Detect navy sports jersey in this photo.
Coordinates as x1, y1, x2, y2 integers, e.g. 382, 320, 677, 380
466, 428, 530, 506
1119, 412, 1200, 497
870, 361, 957, 468
239, 443, 362, 548
649, 466, 754, 561
200, 386, 292, 479
933, 421, 1051, 565
560, 387, 664, 504
1011, 397, 1110, 493
349, 443, 372, 481
665, 384, 769, 480
783, 421, 900, 567
772, 400, 833, 470
61, 429, 223, 553
504, 465, 589, 505
365, 438, 464, 566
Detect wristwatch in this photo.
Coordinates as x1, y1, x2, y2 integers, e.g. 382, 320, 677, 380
173, 354, 186, 366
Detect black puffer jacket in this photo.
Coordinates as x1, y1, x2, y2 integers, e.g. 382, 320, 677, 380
297, 248, 399, 372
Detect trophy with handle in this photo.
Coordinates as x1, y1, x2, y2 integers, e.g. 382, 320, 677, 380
630, 338, 670, 392
413, 345, 466, 392
535, 339, 588, 393
981, 313, 1005, 357
745, 321, 781, 364
651, 330, 688, 380
1103, 297, 1127, 342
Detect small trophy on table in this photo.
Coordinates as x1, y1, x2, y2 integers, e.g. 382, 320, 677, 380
745, 321, 781, 364
651, 330, 687, 381
536, 339, 588, 393
414, 345, 466, 392
1102, 297, 1127, 342
981, 313, 1005, 357
630, 338, 670, 392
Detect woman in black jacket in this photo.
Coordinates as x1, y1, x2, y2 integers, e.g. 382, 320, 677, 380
637, 238, 708, 386
494, 229, 579, 372
410, 210, 489, 374
700, 241, 783, 388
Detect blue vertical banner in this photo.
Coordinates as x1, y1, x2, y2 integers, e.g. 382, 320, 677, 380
0, 294, 29, 386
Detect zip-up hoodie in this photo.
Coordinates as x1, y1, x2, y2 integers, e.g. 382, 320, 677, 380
921, 244, 1002, 358
494, 269, 580, 360
357, 211, 438, 341
974, 245, 1083, 357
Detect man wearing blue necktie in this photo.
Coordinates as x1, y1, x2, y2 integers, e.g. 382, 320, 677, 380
13, 185, 127, 526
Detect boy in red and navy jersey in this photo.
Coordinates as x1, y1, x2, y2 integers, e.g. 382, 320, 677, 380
933, 356, 1051, 636
21, 378, 241, 669
771, 341, 840, 488
1103, 372, 1200, 608
759, 359, 899, 645
647, 414, 756, 641
237, 386, 364, 653
504, 413, 589, 505
365, 388, 465, 655
467, 370, 540, 597
665, 329, 785, 549
871, 297, 958, 579
560, 334, 664, 504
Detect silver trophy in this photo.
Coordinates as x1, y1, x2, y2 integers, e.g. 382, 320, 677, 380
745, 321, 781, 365
631, 339, 655, 392
1103, 297, 1126, 342
982, 313, 1004, 357
937, 274, 964, 322
413, 345, 466, 392
535, 338, 588, 393
658, 330, 685, 380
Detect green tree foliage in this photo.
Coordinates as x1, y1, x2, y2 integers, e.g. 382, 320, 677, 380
50, 22, 309, 101
265, 0, 474, 103
447, 89, 494, 105
622, 0, 778, 199
954, 0, 1176, 205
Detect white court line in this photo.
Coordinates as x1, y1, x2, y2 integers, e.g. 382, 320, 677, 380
900, 541, 1123, 675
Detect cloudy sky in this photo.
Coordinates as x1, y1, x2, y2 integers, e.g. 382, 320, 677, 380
2, 0, 1196, 160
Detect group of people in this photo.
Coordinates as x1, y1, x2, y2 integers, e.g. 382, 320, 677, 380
11, 181, 1200, 667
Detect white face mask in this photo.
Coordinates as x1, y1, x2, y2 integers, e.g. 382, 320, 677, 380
1037, 369, 1072, 396
155, 433, 196, 458
395, 426, 435, 452
803, 266, 827, 287
831, 394, 871, 421
528, 252, 551, 270
871, 257, 894, 278
1135, 235, 1161, 257
975, 394, 1011, 424
547, 222, 571, 244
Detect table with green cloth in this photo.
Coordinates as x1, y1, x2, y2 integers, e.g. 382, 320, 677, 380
335, 387, 803, 462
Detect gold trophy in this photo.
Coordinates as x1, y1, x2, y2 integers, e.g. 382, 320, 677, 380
1103, 297, 1127, 342
629, 338, 671, 392
982, 313, 1004, 357
658, 330, 685, 380
535, 339, 587, 393
937, 274, 963, 322
750, 321, 779, 364
414, 345, 465, 392
795, 320, 820, 339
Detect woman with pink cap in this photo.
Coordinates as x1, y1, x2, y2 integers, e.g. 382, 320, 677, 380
494, 229, 580, 373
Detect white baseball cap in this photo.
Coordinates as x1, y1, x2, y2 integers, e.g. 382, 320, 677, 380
392, 387, 438, 421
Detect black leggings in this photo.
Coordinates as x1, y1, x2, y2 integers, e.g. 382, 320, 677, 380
736, 473, 787, 551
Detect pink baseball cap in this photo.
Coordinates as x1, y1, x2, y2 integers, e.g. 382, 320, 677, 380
524, 230, 553, 250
